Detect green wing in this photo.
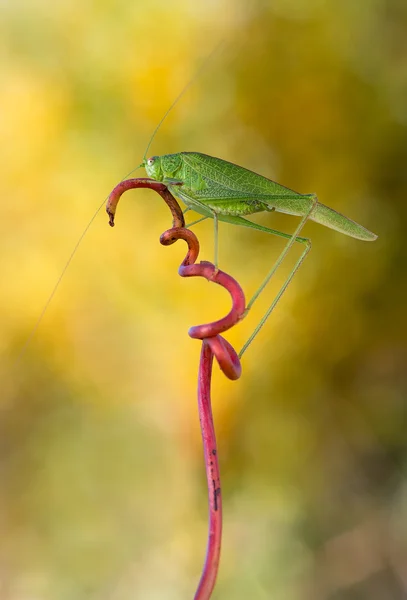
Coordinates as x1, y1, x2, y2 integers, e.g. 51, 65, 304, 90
177, 153, 377, 241
180, 152, 299, 198
175, 151, 309, 217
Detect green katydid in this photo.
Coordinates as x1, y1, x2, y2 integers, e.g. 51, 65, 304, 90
131, 151, 377, 356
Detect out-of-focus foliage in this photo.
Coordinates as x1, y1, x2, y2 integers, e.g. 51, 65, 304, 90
1, 1, 406, 598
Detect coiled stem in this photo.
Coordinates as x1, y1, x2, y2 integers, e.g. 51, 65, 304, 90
107, 180, 246, 599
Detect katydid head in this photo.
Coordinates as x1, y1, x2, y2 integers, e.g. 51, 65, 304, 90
144, 155, 163, 181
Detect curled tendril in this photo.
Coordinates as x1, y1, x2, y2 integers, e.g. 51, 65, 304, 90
106, 179, 246, 600
160, 228, 245, 380
106, 177, 185, 229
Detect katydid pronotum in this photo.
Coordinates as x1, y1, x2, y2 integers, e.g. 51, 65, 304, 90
127, 151, 377, 356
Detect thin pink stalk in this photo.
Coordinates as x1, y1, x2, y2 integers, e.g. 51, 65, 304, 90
106, 177, 185, 228
195, 341, 220, 599
107, 180, 246, 599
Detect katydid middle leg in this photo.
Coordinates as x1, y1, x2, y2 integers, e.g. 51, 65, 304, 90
185, 213, 219, 266
185, 216, 209, 228
213, 213, 219, 268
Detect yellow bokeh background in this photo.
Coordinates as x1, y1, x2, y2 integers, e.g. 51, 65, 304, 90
1, 1, 406, 598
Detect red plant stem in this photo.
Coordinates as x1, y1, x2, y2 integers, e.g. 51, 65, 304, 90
106, 177, 185, 228
162, 228, 245, 598
195, 341, 220, 600
107, 179, 246, 599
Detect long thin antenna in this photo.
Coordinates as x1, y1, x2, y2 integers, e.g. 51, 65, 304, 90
13, 165, 143, 365
15, 40, 225, 364
143, 40, 225, 160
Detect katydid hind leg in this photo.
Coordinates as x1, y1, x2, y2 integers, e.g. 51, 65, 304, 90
239, 241, 311, 357
217, 214, 309, 245
240, 198, 317, 357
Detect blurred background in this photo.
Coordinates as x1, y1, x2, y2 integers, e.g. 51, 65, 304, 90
1, 0, 406, 598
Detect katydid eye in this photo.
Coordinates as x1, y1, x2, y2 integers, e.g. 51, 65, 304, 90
147, 157, 156, 166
